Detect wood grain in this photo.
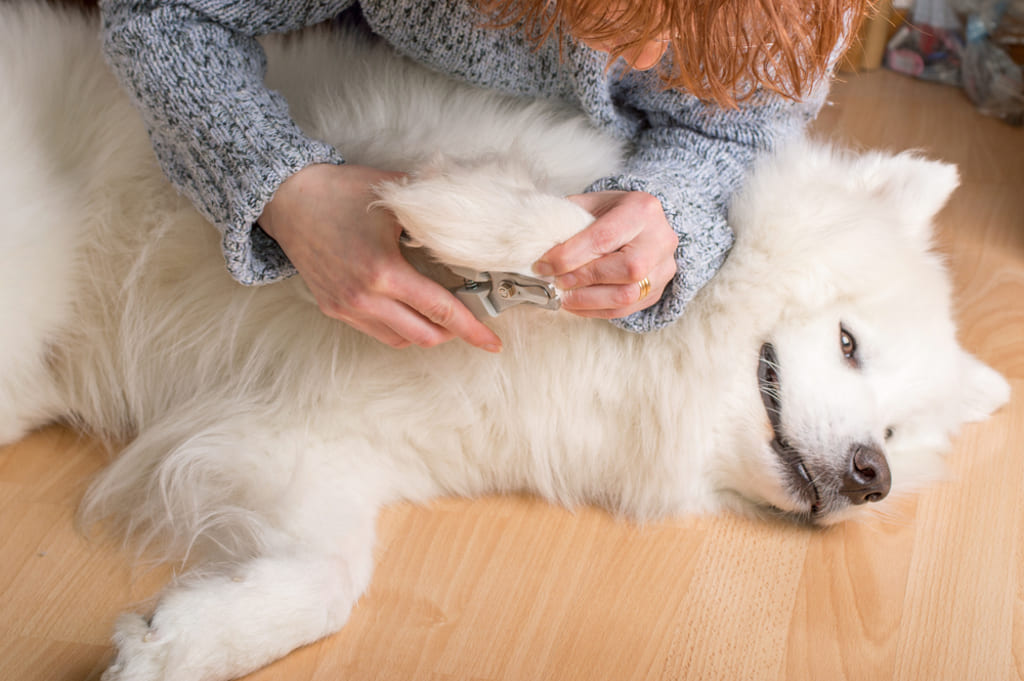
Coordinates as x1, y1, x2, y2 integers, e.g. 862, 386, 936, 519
1, 69, 1022, 681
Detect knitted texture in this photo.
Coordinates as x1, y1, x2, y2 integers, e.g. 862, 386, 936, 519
100, 0, 829, 332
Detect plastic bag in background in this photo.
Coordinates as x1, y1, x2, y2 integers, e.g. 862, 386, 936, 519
960, 0, 1024, 124
962, 36, 1024, 122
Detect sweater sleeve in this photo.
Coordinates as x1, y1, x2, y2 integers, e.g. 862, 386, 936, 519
100, 0, 355, 285
595, 74, 830, 333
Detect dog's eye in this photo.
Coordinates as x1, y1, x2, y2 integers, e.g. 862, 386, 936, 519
884, 427, 894, 441
839, 324, 859, 368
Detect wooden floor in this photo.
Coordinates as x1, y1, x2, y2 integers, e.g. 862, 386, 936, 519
1, 69, 1022, 681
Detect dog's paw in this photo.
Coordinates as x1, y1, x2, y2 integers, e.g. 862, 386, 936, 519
375, 154, 594, 274
101, 614, 172, 681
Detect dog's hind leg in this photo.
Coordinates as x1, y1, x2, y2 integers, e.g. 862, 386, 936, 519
96, 420, 389, 681
103, 543, 374, 681
102, 482, 379, 681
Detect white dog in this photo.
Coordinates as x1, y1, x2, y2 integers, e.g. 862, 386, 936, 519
0, 5, 1010, 681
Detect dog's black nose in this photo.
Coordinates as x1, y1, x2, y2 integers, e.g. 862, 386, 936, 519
840, 444, 891, 504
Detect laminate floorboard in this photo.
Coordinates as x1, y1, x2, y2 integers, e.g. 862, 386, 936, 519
1, 68, 1021, 681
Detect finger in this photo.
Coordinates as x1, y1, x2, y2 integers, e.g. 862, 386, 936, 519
554, 244, 655, 291
561, 260, 674, 317
315, 294, 422, 349
316, 271, 457, 350
537, 192, 661, 276
562, 291, 656, 319
537, 212, 641, 277
537, 218, 641, 278
560, 282, 653, 313
373, 299, 457, 349
393, 273, 503, 352
340, 313, 414, 349
337, 245, 501, 352
338, 283, 466, 350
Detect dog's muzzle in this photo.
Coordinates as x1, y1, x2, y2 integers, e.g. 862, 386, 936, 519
758, 343, 821, 513
758, 342, 892, 517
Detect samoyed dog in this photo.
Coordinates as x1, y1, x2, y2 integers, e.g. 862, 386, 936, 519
0, 4, 1010, 680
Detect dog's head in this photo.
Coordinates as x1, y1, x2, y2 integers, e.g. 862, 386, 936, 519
720, 144, 1010, 525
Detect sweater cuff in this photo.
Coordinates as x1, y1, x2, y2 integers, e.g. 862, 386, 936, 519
221, 138, 344, 286
585, 175, 734, 333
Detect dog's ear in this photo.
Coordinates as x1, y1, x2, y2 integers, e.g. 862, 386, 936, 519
954, 349, 1010, 423
860, 152, 960, 242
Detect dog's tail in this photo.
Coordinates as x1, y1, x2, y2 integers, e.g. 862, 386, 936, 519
77, 392, 296, 565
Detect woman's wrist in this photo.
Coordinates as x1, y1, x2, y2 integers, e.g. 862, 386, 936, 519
258, 163, 339, 241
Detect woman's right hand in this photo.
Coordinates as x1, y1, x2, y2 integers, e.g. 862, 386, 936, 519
258, 163, 503, 352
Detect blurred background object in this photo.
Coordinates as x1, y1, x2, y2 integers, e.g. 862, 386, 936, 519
845, 0, 1024, 124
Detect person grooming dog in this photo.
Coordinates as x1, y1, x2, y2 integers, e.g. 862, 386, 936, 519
101, 0, 864, 351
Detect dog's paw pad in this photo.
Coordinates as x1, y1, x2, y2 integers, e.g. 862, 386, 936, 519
101, 613, 171, 681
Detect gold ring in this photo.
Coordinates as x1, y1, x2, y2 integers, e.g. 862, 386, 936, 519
637, 277, 651, 302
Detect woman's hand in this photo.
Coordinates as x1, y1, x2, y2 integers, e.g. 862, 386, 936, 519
258, 163, 503, 352
534, 190, 678, 319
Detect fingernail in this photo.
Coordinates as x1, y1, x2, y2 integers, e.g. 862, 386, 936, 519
533, 261, 553, 277
483, 343, 502, 353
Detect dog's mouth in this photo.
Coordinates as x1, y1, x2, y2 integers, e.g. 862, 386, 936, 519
757, 343, 821, 516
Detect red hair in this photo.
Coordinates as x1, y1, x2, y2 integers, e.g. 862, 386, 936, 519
476, 0, 870, 107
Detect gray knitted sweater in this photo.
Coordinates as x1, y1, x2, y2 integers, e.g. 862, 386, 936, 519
100, 0, 828, 332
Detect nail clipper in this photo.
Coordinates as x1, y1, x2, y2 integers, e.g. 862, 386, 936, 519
399, 231, 559, 319
446, 265, 560, 319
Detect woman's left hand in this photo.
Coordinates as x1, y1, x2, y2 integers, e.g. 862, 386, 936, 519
534, 190, 678, 319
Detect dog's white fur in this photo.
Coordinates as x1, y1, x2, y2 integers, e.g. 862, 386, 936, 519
0, 6, 1010, 681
